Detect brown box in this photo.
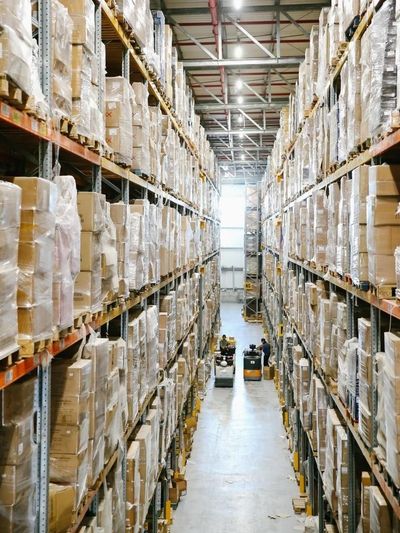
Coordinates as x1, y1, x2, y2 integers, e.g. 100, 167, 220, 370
263, 365, 275, 380
80, 231, 101, 271
49, 483, 75, 533
369, 165, 400, 196
51, 418, 89, 455
18, 238, 53, 273
368, 254, 396, 286
105, 101, 125, 128
52, 359, 92, 397
77, 192, 104, 232
0, 458, 34, 505
19, 210, 55, 241
49, 448, 88, 485
74, 271, 101, 311
18, 301, 52, 340
0, 377, 36, 424
51, 394, 89, 426
367, 196, 400, 227
13, 177, 57, 211
368, 226, 400, 256
0, 418, 33, 465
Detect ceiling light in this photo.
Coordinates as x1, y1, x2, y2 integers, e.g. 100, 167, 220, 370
233, 0, 242, 9
234, 44, 242, 58
238, 115, 243, 123
241, 154, 245, 160
237, 95, 244, 104
236, 78, 243, 89
239, 131, 244, 139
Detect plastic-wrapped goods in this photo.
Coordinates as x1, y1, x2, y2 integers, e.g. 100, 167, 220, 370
369, 486, 391, 533
0, 182, 20, 353
105, 77, 133, 167
51, 355, 92, 507
131, 200, 150, 286
327, 183, 339, 273
345, 40, 361, 154
14, 177, 57, 341
75, 192, 105, 313
367, 167, 400, 286
100, 203, 118, 303
323, 408, 341, 513
148, 203, 160, 284
375, 352, 387, 462
52, 0, 73, 120
132, 82, 150, 176
383, 332, 400, 486
0, 26, 33, 97
313, 189, 328, 267
110, 202, 130, 298
338, 0, 359, 41
350, 166, 369, 285
71, 45, 94, 137
336, 177, 351, 276
0, 376, 38, 532
59, 0, 95, 53
315, 378, 328, 471
127, 318, 140, 422
336, 425, 349, 532
52, 176, 81, 330
126, 441, 140, 533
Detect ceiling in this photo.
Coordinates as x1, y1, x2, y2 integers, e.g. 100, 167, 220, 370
151, 0, 329, 183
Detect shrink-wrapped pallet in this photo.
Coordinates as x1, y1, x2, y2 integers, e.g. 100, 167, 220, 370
60, 0, 95, 53
52, 176, 81, 329
110, 202, 130, 298
0, 182, 20, 353
100, 202, 118, 303
350, 166, 369, 285
52, 0, 73, 120
14, 177, 57, 341
105, 77, 133, 167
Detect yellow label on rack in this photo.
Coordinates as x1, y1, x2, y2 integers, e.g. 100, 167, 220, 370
277, 323, 283, 337
276, 263, 282, 275
277, 172, 283, 183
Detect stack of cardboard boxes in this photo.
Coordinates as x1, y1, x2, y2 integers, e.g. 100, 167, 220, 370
15, 177, 57, 342
110, 202, 130, 298
0, 182, 20, 354
0, 377, 37, 531
105, 77, 133, 167
75, 192, 104, 313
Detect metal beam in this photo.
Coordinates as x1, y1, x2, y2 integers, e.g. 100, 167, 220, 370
226, 16, 275, 58
190, 75, 223, 104
196, 101, 287, 111
169, 16, 218, 59
181, 57, 302, 69
214, 146, 271, 152
206, 128, 277, 135
281, 10, 311, 36
166, 3, 330, 15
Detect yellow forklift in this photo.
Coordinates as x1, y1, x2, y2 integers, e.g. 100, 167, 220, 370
243, 344, 263, 381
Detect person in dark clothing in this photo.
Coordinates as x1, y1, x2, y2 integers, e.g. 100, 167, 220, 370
258, 338, 271, 367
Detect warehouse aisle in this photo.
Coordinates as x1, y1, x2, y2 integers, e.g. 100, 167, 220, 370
171, 302, 301, 533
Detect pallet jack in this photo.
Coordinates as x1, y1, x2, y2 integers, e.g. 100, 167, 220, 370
243, 344, 262, 381
214, 336, 236, 387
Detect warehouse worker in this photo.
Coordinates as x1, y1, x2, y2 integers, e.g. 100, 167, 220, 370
220, 334, 228, 352
258, 338, 271, 367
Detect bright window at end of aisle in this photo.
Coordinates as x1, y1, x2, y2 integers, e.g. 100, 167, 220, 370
220, 184, 245, 228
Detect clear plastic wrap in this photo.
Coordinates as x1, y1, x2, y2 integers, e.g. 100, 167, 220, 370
0, 25, 33, 96
52, 0, 73, 120
369, 486, 391, 532
100, 203, 118, 303
105, 77, 133, 166
60, 0, 95, 53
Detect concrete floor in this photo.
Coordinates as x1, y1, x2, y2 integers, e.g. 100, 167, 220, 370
171, 303, 303, 533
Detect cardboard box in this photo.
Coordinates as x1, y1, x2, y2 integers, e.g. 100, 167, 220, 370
52, 359, 92, 397
367, 225, 400, 255
368, 254, 396, 286
51, 417, 89, 455
367, 196, 400, 226
80, 232, 101, 271
18, 301, 53, 340
18, 238, 53, 273
369, 165, 400, 196
0, 457, 35, 505
77, 192, 104, 232
19, 210, 56, 241
50, 448, 88, 485
74, 270, 102, 311
51, 394, 89, 426
0, 377, 36, 424
13, 177, 57, 212
263, 365, 275, 380
49, 483, 75, 533
0, 418, 34, 465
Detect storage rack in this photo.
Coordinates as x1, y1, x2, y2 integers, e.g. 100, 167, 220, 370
0, 0, 221, 530
261, 2, 400, 531
243, 183, 262, 322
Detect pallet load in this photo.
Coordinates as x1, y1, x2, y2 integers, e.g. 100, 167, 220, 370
0, 182, 20, 356
14, 177, 57, 347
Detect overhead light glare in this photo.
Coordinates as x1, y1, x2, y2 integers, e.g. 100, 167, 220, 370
234, 44, 242, 58
239, 131, 244, 139
238, 115, 243, 123
237, 95, 243, 104
236, 78, 243, 89
241, 154, 245, 160
233, 0, 242, 9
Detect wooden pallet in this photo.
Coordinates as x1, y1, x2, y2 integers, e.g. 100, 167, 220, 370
292, 496, 307, 514
74, 311, 92, 328
0, 344, 20, 364
329, 42, 348, 69
53, 323, 75, 341
60, 116, 78, 140
19, 336, 52, 356
0, 75, 33, 111
370, 284, 396, 300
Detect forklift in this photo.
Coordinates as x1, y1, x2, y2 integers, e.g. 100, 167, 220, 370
243, 344, 263, 381
214, 336, 236, 387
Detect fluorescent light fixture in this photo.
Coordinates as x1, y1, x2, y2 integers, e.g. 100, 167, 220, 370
234, 44, 242, 58
238, 115, 243, 123
237, 95, 243, 104
233, 0, 242, 9
241, 154, 245, 160
236, 78, 243, 89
